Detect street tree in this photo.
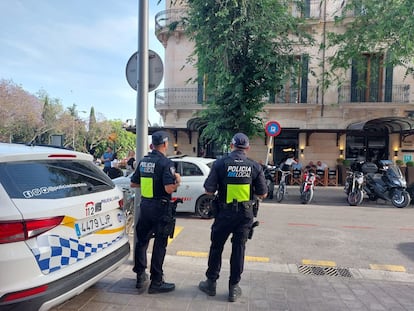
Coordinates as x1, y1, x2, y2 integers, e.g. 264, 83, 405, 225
0, 79, 43, 143
184, 0, 313, 146
327, 0, 414, 82
93, 120, 136, 160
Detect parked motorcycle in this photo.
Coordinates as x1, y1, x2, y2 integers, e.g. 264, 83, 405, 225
264, 165, 277, 199
344, 161, 365, 206
300, 166, 316, 204
363, 160, 410, 208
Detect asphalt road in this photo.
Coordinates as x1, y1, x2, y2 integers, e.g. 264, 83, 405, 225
169, 186, 414, 274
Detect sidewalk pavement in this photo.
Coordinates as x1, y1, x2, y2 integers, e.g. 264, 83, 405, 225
51, 250, 414, 311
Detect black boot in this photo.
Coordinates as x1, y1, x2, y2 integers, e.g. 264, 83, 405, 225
228, 283, 242, 302
148, 280, 175, 294
136, 272, 149, 289
198, 279, 216, 296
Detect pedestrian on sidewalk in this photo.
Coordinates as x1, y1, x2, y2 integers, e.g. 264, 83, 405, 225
198, 132, 267, 302
130, 131, 181, 294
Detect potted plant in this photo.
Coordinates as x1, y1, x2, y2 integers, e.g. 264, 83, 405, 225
338, 159, 351, 185
396, 159, 404, 167
405, 161, 414, 184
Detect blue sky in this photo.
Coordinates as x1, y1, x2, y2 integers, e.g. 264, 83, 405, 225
0, 0, 165, 125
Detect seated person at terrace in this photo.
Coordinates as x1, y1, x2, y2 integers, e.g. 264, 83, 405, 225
316, 161, 328, 170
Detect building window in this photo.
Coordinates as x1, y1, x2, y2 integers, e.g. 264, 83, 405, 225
346, 134, 388, 161
351, 53, 389, 102
270, 54, 309, 104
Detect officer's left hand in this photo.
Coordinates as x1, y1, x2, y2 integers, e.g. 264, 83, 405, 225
174, 173, 181, 185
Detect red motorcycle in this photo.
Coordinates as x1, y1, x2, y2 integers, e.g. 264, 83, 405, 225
300, 166, 316, 204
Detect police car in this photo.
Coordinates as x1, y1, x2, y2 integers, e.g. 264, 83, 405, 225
0, 143, 130, 311
113, 155, 215, 218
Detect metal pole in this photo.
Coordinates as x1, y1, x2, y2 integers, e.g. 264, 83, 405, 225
134, 0, 149, 249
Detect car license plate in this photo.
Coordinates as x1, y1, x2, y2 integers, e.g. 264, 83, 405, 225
75, 214, 112, 237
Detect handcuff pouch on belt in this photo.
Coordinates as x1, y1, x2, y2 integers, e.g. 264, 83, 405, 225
208, 195, 220, 218
157, 198, 181, 238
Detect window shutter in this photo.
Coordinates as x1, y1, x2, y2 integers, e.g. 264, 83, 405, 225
300, 54, 309, 103
350, 59, 359, 102
197, 75, 204, 104
384, 54, 393, 102
304, 0, 311, 18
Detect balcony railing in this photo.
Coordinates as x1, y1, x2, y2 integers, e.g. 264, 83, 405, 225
155, 88, 199, 109
155, 8, 187, 34
290, 0, 321, 19
155, 86, 320, 109
267, 86, 319, 104
338, 85, 410, 104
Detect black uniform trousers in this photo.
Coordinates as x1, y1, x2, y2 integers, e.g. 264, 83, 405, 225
133, 202, 168, 283
206, 207, 253, 285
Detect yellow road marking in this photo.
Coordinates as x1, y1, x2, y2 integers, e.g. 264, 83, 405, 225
176, 251, 269, 262
370, 264, 406, 272
167, 226, 183, 245
177, 251, 208, 257
245, 256, 270, 262
302, 259, 336, 267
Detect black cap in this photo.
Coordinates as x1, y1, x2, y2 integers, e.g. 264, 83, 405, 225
152, 131, 169, 146
231, 132, 249, 149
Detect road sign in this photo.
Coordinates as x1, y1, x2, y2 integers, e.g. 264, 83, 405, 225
125, 49, 164, 92
265, 120, 282, 137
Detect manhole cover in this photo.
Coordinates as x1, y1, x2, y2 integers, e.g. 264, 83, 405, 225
298, 265, 353, 278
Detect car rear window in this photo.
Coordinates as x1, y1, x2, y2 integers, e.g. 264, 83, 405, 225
181, 162, 203, 176
0, 160, 114, 199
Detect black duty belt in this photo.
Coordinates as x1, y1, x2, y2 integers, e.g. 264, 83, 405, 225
220, 202, 253, 212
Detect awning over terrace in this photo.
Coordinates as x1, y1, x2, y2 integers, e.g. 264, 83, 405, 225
346, 117, 414, 135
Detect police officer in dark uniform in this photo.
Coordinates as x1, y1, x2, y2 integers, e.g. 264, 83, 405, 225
199, 133, 267, 302
130, 131, 181, 294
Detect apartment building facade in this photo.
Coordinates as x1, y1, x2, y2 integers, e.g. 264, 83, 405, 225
147, 0, 414, 170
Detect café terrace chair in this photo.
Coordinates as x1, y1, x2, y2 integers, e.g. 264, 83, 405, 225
327, 167, 338, 186
315, 168, 328, 186
290, 168, 302, 185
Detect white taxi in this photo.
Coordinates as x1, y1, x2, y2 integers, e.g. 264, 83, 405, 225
113, 155, 215, 218
0, 143, 130, 311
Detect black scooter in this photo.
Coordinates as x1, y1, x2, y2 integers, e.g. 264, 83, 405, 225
363, 160, 410, 208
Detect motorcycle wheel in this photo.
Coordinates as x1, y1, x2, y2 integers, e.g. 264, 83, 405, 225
301, 188, 313, 204
275, 184, 285, 202
347, 189, 363, 206
391, 190, 411, 208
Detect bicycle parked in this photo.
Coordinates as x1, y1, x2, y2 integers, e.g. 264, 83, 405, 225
275, 167, 291, 202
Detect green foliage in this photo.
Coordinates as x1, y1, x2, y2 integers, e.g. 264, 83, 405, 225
0, 80, 136, 157
185, 0, 313, 145
327, 0, 414, 80
406, 161, 414, 167
395, 159, 404, 166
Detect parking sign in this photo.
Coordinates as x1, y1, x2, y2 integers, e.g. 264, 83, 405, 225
265, 121, 282, 137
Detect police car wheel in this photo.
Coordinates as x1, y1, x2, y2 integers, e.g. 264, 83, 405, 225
196, 194, 213, 219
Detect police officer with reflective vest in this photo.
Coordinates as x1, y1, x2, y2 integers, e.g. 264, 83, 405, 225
199, 133, 267, 302
130, 131, 181, 294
